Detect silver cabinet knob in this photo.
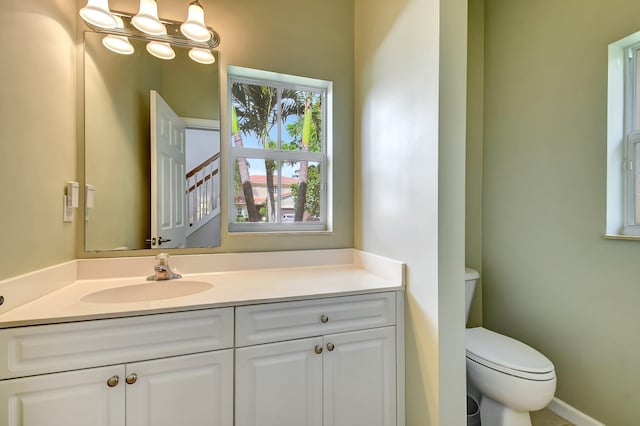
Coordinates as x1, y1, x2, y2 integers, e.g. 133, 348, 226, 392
314, 345, 323, 354
327, 343, 335, 352
320, 314, 329, 324
106, 375, 119, 387
126, 373, 137, 385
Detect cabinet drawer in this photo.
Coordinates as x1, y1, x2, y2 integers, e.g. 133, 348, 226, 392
0, 308, 234, 380
236, 292, 395, 347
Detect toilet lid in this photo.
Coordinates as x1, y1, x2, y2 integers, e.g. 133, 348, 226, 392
466, 327, 555, 380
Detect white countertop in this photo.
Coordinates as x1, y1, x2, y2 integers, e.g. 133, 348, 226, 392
0, 249, 404, 328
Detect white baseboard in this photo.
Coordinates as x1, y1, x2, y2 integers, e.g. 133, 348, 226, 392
548, 397, 605, 426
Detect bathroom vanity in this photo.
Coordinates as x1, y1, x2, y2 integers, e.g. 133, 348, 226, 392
0, 249, 404, 426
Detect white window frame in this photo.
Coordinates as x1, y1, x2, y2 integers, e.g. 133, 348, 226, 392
227, 66, 333, 233
623, 44, 640, 236
606, 32, 640, 238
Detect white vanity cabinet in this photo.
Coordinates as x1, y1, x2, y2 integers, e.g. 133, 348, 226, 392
0, 289, 404, 426
0, 308, 234, 426
235, 292, 399, 426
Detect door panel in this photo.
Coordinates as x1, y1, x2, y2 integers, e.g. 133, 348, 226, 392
235, 337, 323, 426
150, 90, 187, 249
0, 365, 125, 426
125, 350, 233, 426
323, 327, 397, 426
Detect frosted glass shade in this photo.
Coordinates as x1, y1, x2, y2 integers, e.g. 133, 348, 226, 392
131, 0, 164, 35
146, 41, 175, 59
79, 0, 117, 29
145, 24, 174, 60
101, 15, 134, 55
103, 35, 134, 55
188, 48, 215, 64
180, 1, 211, 42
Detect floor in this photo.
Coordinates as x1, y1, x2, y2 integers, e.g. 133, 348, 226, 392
530, 408, 574, 426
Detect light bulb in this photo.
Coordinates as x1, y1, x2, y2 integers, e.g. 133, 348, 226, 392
102, 16, 134, 55
79, 0, 117, 29
132, 0, 164, 35
180, 1, 211, 42
188, 47, 215, 64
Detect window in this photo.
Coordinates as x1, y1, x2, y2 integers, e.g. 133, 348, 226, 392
228, 66, 331, 232
606, 33, 640, 237
624, 44, 640, 235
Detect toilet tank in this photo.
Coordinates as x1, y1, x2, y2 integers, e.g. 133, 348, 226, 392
465, 267, 480, 325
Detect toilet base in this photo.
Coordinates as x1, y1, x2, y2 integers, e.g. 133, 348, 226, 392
480, 395, 532, 426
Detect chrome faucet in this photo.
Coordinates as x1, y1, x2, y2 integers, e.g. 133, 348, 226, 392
147, 253, 182, 281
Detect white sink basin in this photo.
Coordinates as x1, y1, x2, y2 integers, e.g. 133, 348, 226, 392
81, 281, 213, 304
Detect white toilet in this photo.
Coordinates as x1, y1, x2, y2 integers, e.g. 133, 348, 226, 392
465, 268, 556, 426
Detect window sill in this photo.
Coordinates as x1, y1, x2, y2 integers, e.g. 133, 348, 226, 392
602, 234, 640, 241
228, 230, 334, 238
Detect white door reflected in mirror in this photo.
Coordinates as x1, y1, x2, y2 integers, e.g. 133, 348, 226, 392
150, 90, 187, 249
150, 91, 222, 249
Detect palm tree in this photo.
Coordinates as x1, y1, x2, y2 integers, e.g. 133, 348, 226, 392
231, 105, 260, 222
293, 97, 312, 221
232, 83, 303, 221
286, 93, 322, 221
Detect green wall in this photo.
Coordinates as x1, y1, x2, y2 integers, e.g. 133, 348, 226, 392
466, 0, 484, 327
84, 34, 159, 251
0, 0, 78, 280
481, 0, 640, 423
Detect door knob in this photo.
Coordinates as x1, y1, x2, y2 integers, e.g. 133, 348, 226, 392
157, 236, 172, 245
106, 375, 119, 387
314, 345, 323, 354
327, 343, 335, 351
126, 373, 138, 385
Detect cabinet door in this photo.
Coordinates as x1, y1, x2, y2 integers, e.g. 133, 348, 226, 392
125, 350, 233, 426
0, 364, 125, 426
235, 337, 323, 426
323, 326, 397, 426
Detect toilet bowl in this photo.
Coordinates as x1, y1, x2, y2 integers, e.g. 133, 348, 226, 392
465, 268, 556, 426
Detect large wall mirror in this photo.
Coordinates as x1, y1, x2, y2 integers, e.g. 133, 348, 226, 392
84, 31, 221, 252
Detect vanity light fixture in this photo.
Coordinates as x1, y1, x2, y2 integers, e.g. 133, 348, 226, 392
146, 26, 175, 60
79, 2, 220, 64
79, 0, 117, 29
180, 1, 211, 42
102, 16, 135, 55
131, 0, 165, 36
